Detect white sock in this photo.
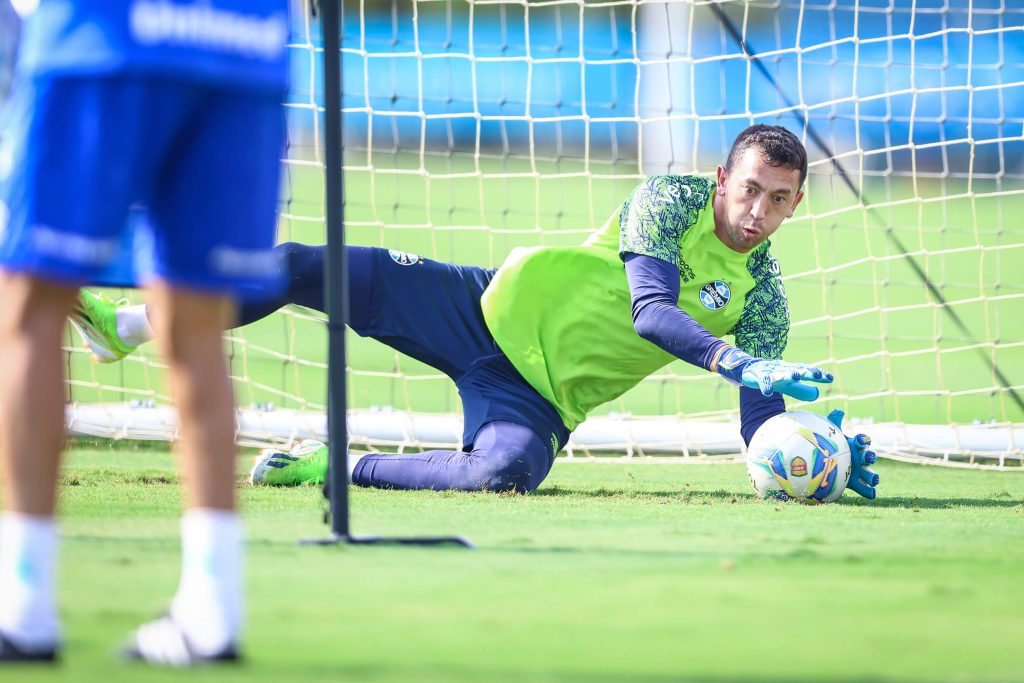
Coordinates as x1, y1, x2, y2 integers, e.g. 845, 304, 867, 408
116, 305, 155, 347
169, 509, 243, 656
0, 512, 60, 651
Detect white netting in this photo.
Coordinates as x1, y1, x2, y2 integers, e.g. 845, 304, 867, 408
62, 0, 1024, 465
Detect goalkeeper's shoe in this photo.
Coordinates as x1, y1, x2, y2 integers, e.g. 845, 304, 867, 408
68, 290, 137, 364
0, 631, 58, 663
122, 614, 238, 667
249, 439, 328, 486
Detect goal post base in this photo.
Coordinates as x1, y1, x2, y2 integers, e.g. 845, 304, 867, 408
299, 533, 475, 548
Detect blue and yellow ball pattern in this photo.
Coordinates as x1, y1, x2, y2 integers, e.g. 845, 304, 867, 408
746, 411, 852, 504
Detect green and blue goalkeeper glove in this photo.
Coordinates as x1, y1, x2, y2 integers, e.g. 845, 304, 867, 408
715, 347, 834, 402
827, 409, 879, 500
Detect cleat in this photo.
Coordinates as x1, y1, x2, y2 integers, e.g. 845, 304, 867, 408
68, 290, 137, 364
0, 631, 58, 663
249, 439, 328, 486
122, 614, 238, 667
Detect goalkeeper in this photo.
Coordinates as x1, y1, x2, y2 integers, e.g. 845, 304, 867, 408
72, 125, 878, 498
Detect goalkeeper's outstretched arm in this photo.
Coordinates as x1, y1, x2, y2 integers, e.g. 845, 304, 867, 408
625, 253, 827, 440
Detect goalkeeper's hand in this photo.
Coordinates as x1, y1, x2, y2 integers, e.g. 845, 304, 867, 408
827, 409, 879, 500
714, 346, 833, 401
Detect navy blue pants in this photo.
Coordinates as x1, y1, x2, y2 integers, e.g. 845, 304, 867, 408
239, 243, 570, 493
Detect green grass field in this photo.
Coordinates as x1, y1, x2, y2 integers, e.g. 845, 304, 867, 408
6, 442, 1024, 682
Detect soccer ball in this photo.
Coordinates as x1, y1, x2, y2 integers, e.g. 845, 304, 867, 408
746, 411, 852, 503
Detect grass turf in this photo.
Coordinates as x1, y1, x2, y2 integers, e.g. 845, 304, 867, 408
6, 443, 1023, 682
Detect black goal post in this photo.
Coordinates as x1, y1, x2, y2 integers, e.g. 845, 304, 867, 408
301, 0, 473, 548
296, 0, 471, 548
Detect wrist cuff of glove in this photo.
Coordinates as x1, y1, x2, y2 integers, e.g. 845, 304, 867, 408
715, 346, 755, 384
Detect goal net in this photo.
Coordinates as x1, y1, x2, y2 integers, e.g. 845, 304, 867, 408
63, 0, 1024, 467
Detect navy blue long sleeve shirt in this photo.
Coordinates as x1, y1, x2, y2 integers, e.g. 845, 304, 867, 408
624, 252, 785, 444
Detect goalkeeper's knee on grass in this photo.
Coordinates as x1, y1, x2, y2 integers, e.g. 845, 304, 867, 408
268, 422, 557, 494
350, 422, 555, 493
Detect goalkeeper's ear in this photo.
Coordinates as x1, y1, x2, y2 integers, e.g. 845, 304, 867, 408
784, 189, 805, 218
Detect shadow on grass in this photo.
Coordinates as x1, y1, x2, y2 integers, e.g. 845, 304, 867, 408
840, 495, 1022, 509
536, 486, 1022, 510
531, 486, 753, 502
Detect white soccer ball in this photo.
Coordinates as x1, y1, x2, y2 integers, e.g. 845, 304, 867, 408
746, 411, 852, 504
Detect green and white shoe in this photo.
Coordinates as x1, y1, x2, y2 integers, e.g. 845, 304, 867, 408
68, 290, 138, 364
249, 439, 328, 486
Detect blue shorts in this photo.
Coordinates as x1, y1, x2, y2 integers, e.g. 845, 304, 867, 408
353, 247, 571, 452
0, 73, 285, 298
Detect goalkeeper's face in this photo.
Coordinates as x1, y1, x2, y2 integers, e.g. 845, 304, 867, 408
714, 148, 804, 253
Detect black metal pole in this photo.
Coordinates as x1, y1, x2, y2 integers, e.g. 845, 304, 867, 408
710, 4, 1023, 415
303, 0, 472, 548
321, 0, 349, 540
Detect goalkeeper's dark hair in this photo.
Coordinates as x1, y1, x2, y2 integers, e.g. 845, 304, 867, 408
726, 125, 808, 187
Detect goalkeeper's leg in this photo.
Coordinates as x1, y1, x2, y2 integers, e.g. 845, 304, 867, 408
256, 420, 559, 493
233, 242, 372, 327
69, 242, 371, 362
207, 243, 497, 379
351, 353, 569, 493
352, 421, 556, 493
